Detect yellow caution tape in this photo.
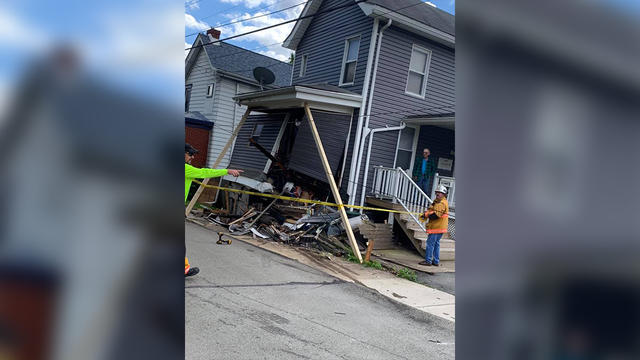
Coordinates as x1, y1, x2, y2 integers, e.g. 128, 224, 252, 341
192, 180, 424, 216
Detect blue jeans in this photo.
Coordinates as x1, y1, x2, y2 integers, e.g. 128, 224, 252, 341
425, 233, 443, 264
417, 176, 431, 194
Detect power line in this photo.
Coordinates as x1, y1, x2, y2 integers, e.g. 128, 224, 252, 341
186, 1, 308, 38
185, 0, 367, 52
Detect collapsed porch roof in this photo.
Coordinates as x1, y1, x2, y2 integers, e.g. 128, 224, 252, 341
233, 85, 362, 115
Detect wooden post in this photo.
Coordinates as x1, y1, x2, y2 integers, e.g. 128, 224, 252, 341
303, 103, 363, 263
364, 239, 375, 263
185, 107, 252, 217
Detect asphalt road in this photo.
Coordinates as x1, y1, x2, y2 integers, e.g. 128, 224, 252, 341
185, 222, 455, 360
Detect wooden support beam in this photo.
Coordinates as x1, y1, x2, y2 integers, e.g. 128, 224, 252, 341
303, 103, 363, 263
364, 239, 375, 263
185, 107, 252, 217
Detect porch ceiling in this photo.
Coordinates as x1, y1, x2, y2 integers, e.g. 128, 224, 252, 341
404, 114, 455, 130
233, 85, 362, 115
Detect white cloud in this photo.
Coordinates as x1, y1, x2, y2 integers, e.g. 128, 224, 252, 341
185, 13, 210, 31
186, 0, 200, 10
220, 0, 278, 9
0, 6, 50, 51
221, 4, 302, 60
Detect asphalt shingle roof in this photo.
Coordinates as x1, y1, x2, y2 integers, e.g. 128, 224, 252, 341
200, 35, 292, 87
367, 0, 455, 36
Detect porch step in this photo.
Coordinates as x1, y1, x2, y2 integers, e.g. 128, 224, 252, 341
392, 213, 455, 261
359, 223, 396, 250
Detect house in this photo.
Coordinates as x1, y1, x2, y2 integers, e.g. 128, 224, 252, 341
222, 0, 455, 257
184, 29, 292, 169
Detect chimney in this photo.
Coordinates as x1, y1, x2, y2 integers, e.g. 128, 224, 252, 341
207, 28, 221, 45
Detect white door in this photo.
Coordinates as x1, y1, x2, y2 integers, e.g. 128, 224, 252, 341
394, 125, 420, 172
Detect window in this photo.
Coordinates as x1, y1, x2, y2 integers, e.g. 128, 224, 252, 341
185, 84, 193, 112
405, 45, 432, 97
395, 127, 416, 170
339, 36, 360, 85
206, 83, 215, 97
299, 55, 308, 77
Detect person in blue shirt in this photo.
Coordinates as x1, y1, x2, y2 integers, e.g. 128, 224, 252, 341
412, 148, 436, 194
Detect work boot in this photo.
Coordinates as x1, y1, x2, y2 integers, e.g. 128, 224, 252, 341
185, 267, 200, 277
419, 261, 432, 266
432, 263, 439, 267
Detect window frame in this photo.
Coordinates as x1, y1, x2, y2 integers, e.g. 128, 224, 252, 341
392, 124, 421, 172
206, 83, 215, 98
404, 44, 432, 98
339, 35, 361, 86
299, 54, 308, 77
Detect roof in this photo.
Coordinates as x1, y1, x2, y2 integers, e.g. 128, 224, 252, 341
190, 34, 292, 87
284, 0, 455, 50
366, 0, 455, 36
234, 84, 362, 114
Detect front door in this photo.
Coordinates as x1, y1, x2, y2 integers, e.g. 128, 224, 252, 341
394, 125, 420, 172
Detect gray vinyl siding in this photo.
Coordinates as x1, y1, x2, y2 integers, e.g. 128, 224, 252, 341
207, 78, 259, 168
228, 113, 287, 171
339, 109, 359, 196
288, 110, 352, 181
292, 0, 374, 94
185, 48, 215, 116
353, 26, 455, 202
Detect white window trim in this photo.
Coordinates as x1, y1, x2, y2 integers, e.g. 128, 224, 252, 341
404, 44, 432, 98
206, 83, 215, 97
392, 124, 421, 171
339, 35, 361, 86
299, 54, 308, 77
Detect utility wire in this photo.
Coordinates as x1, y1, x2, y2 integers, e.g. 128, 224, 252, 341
185, 0, 367, 52
186, 1, 308, 38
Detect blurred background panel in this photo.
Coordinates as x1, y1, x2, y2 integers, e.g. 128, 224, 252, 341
0, 1, 184, 359
457, 0, 640, 359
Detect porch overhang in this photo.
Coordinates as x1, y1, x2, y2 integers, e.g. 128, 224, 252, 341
234, 85, 362, 115
404, 113, 455, 130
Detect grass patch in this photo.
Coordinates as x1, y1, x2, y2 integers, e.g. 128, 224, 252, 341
363, 260, 383, 270
346, 251, 360, 263
396, 268, 417, 282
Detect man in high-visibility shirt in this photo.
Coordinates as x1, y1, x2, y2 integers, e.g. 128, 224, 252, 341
185, 143, 243, 276
419, 185, 449, 267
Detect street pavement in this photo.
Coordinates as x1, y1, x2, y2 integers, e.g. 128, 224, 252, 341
185, 222, 455, 359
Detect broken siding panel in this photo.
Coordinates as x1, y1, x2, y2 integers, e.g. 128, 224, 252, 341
186, 49, 216, 116
291, 0, 373, 94
288, 111, 351, 181
206, 77, 259, 168
228, 113, 287, 171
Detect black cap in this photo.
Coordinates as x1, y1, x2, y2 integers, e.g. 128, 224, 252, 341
185, 143, 199, 155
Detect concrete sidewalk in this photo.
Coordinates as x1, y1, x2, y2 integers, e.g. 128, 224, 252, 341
188, 218, 455, 322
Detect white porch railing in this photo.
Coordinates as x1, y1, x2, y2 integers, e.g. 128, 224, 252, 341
372, 166, 432, 232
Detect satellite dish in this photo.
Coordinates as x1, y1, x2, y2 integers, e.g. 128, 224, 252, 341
253, 67, 275, 90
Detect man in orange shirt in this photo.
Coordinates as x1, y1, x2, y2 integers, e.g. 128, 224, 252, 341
419, 185, 449, 267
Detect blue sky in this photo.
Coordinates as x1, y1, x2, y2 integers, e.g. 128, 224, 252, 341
185, 0, 456, 62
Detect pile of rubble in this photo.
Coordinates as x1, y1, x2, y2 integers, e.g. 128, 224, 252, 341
200, 197, 369, 256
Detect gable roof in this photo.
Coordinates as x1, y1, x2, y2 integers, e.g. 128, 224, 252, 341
366, 0, 454, 36
283, 0, 455, 50
187, 34, 292, 87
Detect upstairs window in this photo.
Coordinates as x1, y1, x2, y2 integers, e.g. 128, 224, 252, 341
299, 55, 308, 77
405, 45, 432, 98
185, 84, 193, 112
206, 83, 215, 97
340, 36, 360, 85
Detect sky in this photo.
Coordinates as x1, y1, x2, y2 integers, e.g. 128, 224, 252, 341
184, 0, 456, 62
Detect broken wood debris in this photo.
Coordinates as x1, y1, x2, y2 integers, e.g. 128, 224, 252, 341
198, 199, 372, 257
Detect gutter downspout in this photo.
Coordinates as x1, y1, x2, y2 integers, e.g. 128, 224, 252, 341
359, 122, 405, 210
346, 18, 379, 200
351, 18, 392, 205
